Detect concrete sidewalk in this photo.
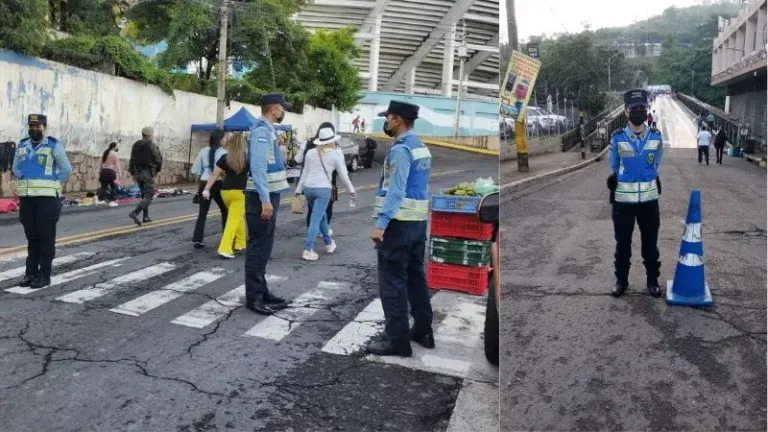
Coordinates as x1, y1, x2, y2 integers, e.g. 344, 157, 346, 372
501, 151, 592, 184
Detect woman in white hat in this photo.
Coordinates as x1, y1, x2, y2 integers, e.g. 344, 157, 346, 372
295, 124, 356, 261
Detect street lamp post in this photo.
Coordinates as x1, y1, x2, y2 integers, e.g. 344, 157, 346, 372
607, 50, 625, 91
689, 69, 695, 95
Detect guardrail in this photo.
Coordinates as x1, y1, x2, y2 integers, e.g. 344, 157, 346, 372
560, 105, 623, 152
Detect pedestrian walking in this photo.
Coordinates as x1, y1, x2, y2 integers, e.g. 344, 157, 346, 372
651, 110, 659, 129
352, 114, 360, 134
243, 93, 292, 315
646, 112, 653, 127
697, 123, 712, 165
98, 142, 122, 207
295, 122, 339, 235
706, 113, 716, 130
361, 118, 366, 133
127, 127, 162, 226
714, 124, 727, 164
368, 100, 433, 357
696, 113, 704, 131
202, 132, 248, 259
606, 89, 663, 298
12, 114, 72, 288
294, 124, 356, 261
191, 130, 228, 249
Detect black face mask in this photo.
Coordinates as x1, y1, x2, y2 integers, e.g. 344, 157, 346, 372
383, 119, 395, 137
28, 129, 43, 141
275, 109, 285, 124
628, 110, 647, 127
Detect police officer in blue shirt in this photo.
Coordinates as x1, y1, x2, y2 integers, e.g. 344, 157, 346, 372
243, 93, 291, 315
369, 101, 434, 357
12, 114, 72, 288
607, 89, 663, 298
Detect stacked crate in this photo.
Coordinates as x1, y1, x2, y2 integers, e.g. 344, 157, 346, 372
426, 192, 494, 296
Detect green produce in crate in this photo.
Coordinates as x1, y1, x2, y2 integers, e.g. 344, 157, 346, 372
444, 182, 480, 196
429, 237, 491, 267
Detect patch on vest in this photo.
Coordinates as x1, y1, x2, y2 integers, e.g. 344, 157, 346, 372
646, 152, 655, 165
36, 155, 46, 166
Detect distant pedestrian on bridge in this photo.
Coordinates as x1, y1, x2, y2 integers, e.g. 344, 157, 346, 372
697, 123, 712, 165
12, 114, 72, 289
607, 89, 663, 298
714, 124, 727, 165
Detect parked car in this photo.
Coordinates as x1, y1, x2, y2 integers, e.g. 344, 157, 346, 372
336, 134, 362, 172
527, 106, 568, 132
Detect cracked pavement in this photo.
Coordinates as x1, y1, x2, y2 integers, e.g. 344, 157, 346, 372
0, 146, 498, 431
500, 95, 766, 431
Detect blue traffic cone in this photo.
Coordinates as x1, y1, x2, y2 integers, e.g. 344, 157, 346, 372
666, 190, 713, 306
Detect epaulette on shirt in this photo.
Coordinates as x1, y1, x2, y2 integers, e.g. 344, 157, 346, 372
611, 129, 624, 138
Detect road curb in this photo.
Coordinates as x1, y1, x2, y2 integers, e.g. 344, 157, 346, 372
501, 147, 610, 192
366, 133, 499, 156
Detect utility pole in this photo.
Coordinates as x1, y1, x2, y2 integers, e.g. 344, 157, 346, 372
453, 21, 468, 138
216, 0, 229, 129
690, 70, 695, 95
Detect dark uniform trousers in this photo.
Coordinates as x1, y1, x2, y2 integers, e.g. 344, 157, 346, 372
19, 196, 62, 278
192, 180, 228, 243
612, 200, 661, 284
244, 191, 280, 303
377, 220, 433, 347
133, 168, 155, 216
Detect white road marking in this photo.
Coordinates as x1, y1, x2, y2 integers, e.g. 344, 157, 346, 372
0, 252, 94, 283
321, 299, 384, 355
245, 281, 352, 341
171, 285, 245, 329
56, 262, 177, 304
110, 268, 230, 317
5, 258, 129, 295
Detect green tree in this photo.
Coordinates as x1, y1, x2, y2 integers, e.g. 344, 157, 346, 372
57, 0, 122, 36
0, 0, 51, 56
299, 28, 361, 110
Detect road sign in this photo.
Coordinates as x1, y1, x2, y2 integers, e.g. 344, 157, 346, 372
526, 43, 540, 59
499, 50, 541, 123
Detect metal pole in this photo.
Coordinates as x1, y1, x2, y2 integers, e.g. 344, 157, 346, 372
690, 70, 694, 95
216, 0, 229, 129
608, 62, 611, 91
453, 58, 465, 138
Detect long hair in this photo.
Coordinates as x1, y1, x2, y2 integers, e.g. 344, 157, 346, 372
208, 129, 224, 172
101, 142, 117, 163
226, 133, 247, 174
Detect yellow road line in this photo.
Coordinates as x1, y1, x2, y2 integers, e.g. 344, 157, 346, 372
365, 133, 500, 156
0, 169, 465, 257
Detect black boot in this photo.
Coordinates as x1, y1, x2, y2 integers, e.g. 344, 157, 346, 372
647, 279, 662, 298
129, 211, 142, 226
142, 210, 152, 223
245, 300, 280, 315
30, 275, 51, 289
367, 339, 412, 357
612, 280, 628, 297
263, 292, 287, 307
19, 274, 36, 287
409, 329, 436, 349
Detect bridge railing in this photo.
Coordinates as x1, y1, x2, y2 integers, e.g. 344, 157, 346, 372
560, 105, 623, 151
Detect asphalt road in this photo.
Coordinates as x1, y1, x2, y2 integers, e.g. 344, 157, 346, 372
0, 146, 499, 432
500, 95, 767, 431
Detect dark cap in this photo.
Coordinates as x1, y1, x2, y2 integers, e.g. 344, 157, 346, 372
261, 93, 292, 110
377, 100, 419, 120
623, 89, 649, 109
28, 114, 47, 126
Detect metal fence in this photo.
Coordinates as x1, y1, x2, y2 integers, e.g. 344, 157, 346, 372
560, 105, 623, 152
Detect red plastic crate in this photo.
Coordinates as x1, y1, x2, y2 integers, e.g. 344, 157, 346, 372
427, 261, 489, 296
430, 211, 494, 241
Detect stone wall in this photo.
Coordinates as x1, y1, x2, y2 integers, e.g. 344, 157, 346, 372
500, 134, 563, 161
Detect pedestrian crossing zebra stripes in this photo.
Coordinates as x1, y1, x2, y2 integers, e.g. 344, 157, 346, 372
0, 249, 489, 380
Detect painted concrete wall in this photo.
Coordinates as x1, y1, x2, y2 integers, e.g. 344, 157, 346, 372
0, 49, 333, 163
337, 91, 497, 137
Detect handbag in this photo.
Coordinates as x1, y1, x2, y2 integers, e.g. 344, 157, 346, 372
192, 193, 200, 204
291, 195, 304, 214
317, 148, 338, 202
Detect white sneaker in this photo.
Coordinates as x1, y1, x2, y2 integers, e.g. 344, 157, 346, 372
329, 228, 334, 236
108, 201, 118, 207
326, 240, 337, 254
302, 250, 319, 261
218, 252, 235, 259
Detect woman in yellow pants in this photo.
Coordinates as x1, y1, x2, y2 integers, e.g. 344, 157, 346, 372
202, 133, 249, 259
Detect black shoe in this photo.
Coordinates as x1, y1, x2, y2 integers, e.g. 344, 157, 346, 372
366, 340, 412, 357
129, 213, 142, 226
612, 281, 628, 297
647, 280, 662, 298
143, 217, 153, 223
245, 301, 280, 315
263, 293, 286, 305
30, 276, 51, 289
193, 242, 205, 249
19, 275, 36, 287
409, 330, 436, 349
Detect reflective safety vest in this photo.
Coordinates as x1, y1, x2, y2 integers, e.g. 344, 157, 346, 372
246, 118, 289, 194
15, 137, 64, 197
612, 126, 662, 204
373, 132, 431, 222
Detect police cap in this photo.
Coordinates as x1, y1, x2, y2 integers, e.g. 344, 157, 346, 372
623, 89, 649, 109
377, 100, 419, 120
28, 114, 47, 126
261, 93, 292, 110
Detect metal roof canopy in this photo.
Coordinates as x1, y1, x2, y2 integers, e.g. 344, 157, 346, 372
297, 0, 499, 100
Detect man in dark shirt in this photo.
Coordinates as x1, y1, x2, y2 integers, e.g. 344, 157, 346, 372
128, 126, 163, 226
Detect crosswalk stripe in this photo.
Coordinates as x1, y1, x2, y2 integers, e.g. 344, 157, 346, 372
109, 268, 230, 317
5, 258, 129, 295
0, 252, 94, 283
245, 281, 352, 341
321, 298, 384, 355
56, 262, 177, 304
171, 285, 245, 329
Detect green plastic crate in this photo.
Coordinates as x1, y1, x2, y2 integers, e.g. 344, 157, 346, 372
429, 237, 492, 267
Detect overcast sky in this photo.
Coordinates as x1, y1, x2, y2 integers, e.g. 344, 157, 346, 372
501, 0, 714, 43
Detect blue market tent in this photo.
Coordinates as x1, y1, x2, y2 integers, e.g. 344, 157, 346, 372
190, 107, 259, 132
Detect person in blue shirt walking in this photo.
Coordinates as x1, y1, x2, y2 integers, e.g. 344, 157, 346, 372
607, 89, 663, 298
368, 101, 434, 357
12, 114, 72, 288
243, 93, 291, 315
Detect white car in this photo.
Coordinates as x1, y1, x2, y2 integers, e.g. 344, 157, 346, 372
527, 106, 567, 131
